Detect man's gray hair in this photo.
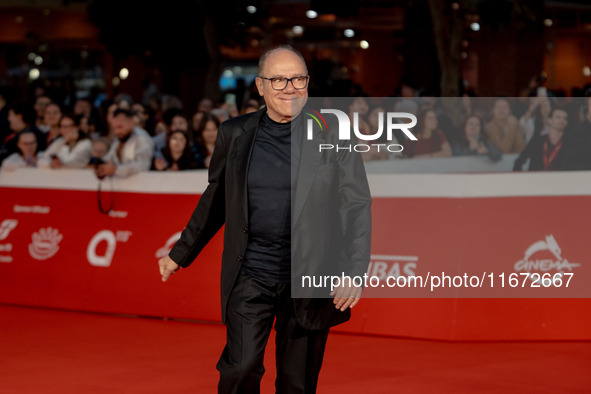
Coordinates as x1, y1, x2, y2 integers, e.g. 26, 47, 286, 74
258, 45, 308, 76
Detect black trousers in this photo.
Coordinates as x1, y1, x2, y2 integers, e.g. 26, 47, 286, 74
217, 269, 330, 394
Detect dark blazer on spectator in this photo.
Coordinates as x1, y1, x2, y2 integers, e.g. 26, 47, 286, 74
513, 133, 578, 171
169, 108, 372, 330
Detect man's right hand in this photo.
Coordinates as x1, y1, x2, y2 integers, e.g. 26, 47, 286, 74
159, 256, 180, 282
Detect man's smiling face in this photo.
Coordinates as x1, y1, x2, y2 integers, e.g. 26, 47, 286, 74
256, 49, 308, 123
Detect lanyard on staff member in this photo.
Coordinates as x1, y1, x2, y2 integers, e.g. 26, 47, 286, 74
543, 139, 563, 170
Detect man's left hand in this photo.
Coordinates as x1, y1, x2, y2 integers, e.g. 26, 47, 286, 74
330, 284, 362, 311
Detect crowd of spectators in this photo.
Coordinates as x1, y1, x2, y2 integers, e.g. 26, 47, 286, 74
0, 86, 261, 178
1, 81, 591, 176
341, 92, 591, 171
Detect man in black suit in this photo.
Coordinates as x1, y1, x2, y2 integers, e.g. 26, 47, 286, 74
158, 45, 371, 393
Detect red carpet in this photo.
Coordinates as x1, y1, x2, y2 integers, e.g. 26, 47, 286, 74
1, 304, 589, 393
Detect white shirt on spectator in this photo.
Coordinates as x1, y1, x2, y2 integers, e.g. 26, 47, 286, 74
136, 126, 155, 151
103, 126, 154, 177
38, 137, 93, 169
1, 153, 37, 171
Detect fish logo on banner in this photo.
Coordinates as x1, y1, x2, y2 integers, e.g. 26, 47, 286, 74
0, 219, 18, 240
29, 227, 63, 260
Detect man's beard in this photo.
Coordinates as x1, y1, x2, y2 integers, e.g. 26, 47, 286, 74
118, 131, 132, 143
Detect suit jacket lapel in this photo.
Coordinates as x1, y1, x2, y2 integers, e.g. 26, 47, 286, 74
293, 115, 323, 224
234, 108, 264, 224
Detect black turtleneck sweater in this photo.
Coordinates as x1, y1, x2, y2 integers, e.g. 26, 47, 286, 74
242, 113, 292, 283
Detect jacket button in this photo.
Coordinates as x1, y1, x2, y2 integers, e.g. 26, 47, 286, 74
237, 255, 243, 262
243, 226, 248, 233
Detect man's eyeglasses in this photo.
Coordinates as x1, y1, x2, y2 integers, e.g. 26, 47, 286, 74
258, 75, 309, 91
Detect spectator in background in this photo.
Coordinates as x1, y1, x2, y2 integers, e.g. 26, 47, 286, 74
78, 114, 96, 137
519, 95, 552, 142
90, 137, 110, 162
73, 98, 92, 118
160, 94, 183, 113
359, 104, 393, 162
42, 103, 63, 148
95, 109, 154, 178
197, 98, 213, 114
193, 112, 220, 168
38, 114, 92, 169
211, 108, 230, 123
403, 109, 452, 158
564, 94, 591, 170
452, 115, 501, 162
514, 107, 573, 171
149, 95, 164, 126
0, 89, 9, 147
191, 111, 204, 134
34, 95, 52, 131
241, 99, 261, 114
132, 102, 153, 134
486, 99, 526, 154
348, 96, 370, 133
104, 102, 119, 140
4, 101, 46, 156
190, 98, 214, 135
152, 129, 199, 171
114, 93, 133, 110
1, 130, 39, 171
153, 108, 188, 152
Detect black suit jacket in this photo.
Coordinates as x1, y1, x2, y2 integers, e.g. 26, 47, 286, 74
170, 108, 372, 330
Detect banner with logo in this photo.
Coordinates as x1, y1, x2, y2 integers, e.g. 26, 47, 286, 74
1, 169, 590, 340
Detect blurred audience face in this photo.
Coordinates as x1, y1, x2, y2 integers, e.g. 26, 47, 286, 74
256, 49, 308, 122
169, 131, 187, 156
548, 109, 568, 133
74, 99, 92, 117
350, 97, 369, 116
154, 122, 167, 135
44, 104, 62, 128
464, 116, 482, 139
401, 84, 415, 98
8, 110, 26, 132
34, 96, 51, 120
79, 117, 91, 135
540, 97, 551, 118
493, 100, 511, 121
92, 140, 109, 158
198, 98, 213, 113
59, 117, 79, 143
106, 103, 118, 126
192, 112, 204, 131
111, 113, 135, 140
202, 120, 218, 146
17, 132, 37, 158
423, 110, 438, 131
132, 103, 147, 125
171, 115, 189, 132
368, 107, 385, 131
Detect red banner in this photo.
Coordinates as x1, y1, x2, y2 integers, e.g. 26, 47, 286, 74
1, 169, 590, 340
